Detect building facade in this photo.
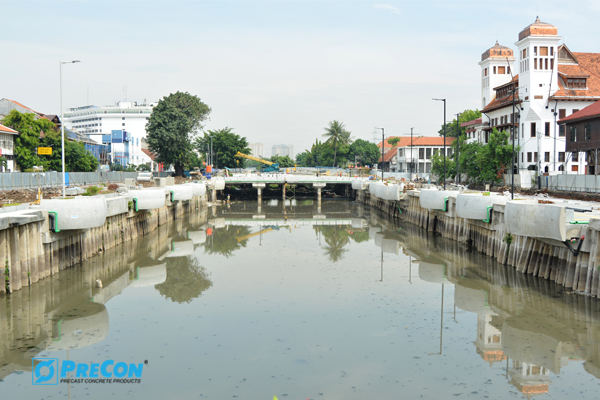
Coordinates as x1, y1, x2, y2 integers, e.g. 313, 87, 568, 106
479, 18, 600, 175
271, 144, 294, 158
249, 143, 265, 158
559, 100, 600, 174
62, 101, 155, 167
0, 124, 18, 171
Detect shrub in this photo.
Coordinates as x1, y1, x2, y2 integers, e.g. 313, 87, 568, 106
82, 186, 100, 196
107, 183, 119, 191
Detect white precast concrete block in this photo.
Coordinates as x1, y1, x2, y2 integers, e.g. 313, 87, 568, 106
374, 232, 384, 247
106, 196, 129, 217
45, 302, 109, 351
418, 262, 450, 284
214, 179, 225, 190
456, 193, 507, 221
380, 184, 401, 201
187, 229, 207, 245
351, 180, 366, 190
185, 182, 207, 197
166, 239, 194, 258
419, 189, 459, 210
369, 227, 381, 239
41, 197, 107, 232
454, 282, 492, 314
165, 185, 194, 201
137, 172, 153, 182
380, 238, 399, 254
210, 218, 226, 228
130, 261, 167, 288
505, 200, 566, 242
124, 189, 166, 211
351, 218, 365, 229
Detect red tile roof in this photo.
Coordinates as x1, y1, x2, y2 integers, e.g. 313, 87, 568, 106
4, 99, 43, 116
0, 124, 18, 134
378, 136, 456, 162
460, 118, 482, 128
558, 100, 600, 124
482, 75, 520, 113
551, 52, 600, 100
141, 148, 156, 161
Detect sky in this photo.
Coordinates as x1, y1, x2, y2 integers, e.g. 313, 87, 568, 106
2, 0, 600, 157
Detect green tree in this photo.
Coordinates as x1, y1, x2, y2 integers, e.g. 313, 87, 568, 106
155, 256, 212, 304
203, 226, 252, 257
195, 127, 250, 168
322, 120, 352, 167
146, 92, 211, 176
2, 109, 56, 171
0, 156, 7, 172
438, 109, 482, 137
388, 137, 401, 147
295, 150, 312, 167
348, 139, 380, 167
317, 226, 350, 262
270, 155, 295, 168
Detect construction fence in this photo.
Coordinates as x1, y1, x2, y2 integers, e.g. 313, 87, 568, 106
0, 171, 139, 190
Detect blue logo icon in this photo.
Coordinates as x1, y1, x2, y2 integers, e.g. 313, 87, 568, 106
32, 358, 59, 385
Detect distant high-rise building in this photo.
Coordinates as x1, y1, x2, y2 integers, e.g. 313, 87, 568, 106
249, 143, 265, 158
272, 144, 294, 158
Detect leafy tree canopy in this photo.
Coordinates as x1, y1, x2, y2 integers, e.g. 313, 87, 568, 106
348, 139, 380, 167
322, 120, 352, 167
437, 109, 482, 138
155, 256, 212, 304
195, 127, 250, 168
270, 155, 295, 168
146, 91, 211, 176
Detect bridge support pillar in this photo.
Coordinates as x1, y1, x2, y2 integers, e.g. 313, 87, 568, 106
252, 183, 266, 205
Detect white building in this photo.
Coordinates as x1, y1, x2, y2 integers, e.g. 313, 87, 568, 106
272, 144, 294, 158
479, 18, 600, 175
249, 142, 265, 158
0, 124, 17, 172
389, 137, 455, 173
62, 101, 155, 167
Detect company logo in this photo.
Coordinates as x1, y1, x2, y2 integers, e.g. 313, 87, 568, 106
32, 358, 145, 385
33, 358, 59, 385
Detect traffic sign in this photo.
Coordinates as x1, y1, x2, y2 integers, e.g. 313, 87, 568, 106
38, 147, 52, 155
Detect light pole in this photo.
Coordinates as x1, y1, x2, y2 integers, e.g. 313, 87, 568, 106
410, 127, 414, 176
456, 113, 461, 184
60, 60, 80, 198
433, 99, 446, 189
376, 127, 384, 181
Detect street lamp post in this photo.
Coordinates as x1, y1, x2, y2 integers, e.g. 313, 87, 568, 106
376, 127, 384, 181
410, 127, 414, 176
456, 113, 461, 184
60, 60, 80, 198
433, 99, 446, 189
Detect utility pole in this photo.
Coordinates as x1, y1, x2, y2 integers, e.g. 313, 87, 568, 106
410, 127, 414, 176
376, 128, 385, 181
456, 113, 460, 184
433, 99, 447, 189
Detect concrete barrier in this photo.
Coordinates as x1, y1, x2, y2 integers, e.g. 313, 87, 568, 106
419, 189, 459, 211
185, 182, 207, 197
44, 302, 109, 351
165, 239, 194, 258
187, 229, 207, 245
209, 179, 225, 190
418, 261, 450, 284
505, 200, 567, 242
124, 189, 166, 211
456, 193, 507, 222
165, 185, 194, 202
106, 196, 129, 217
130, 261, 167, 288
40, 197, 107, 232
136, 172, 153, 182
352, 180, 369, 190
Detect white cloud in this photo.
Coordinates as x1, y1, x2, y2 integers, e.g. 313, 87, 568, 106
373, 3, 401, 15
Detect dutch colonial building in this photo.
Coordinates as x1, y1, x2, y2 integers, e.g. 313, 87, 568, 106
476, 18, 600, 175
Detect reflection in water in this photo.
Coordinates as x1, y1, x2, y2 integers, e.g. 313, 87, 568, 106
3, 201, 600, 399
156, 256, 212, 304
0, 209, 210, 382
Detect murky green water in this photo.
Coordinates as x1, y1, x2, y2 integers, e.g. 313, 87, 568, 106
2, 200, 600, 399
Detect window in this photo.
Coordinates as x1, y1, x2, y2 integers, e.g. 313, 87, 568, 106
493, 66, 496, 74
498, 66, 506, 74
572, 165, 579, 172
426, 148, 432, 159
534, 46, 538, 56
567, 79, 587, 89
572, 151, 579, 162
419, 148, 424, 159
527, 152, 532, 162
570, 126, 577, 142
531, 122, 536, 137
523, 49, 527, 58
534, 58, 538, 69
545, 58, 548, 70
540, 47, 548, 56
448, 148, 453, 157
521, 153, 523, 163
550, 47, 554, 56
573, 109, 580, 114
522, 123, 524, 138
545, 152, 550, 162
550, 59, 554, 70
559, 125, 566, 137
545, 122, 550, 137
559, 109, 566, 119
585, 124, 592, 141
508, 66, 511, 74
534, 152, 538, 162
484, 68, 488, 77
558, 152, 565, 162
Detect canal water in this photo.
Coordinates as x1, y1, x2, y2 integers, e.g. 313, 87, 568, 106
2, 200, 600, 399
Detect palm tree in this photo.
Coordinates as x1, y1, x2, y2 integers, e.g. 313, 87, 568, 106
322, 120, 351, 167
0, 157, 7, 172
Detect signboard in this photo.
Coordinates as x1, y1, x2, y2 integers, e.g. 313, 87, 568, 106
38, 147, 52, 155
